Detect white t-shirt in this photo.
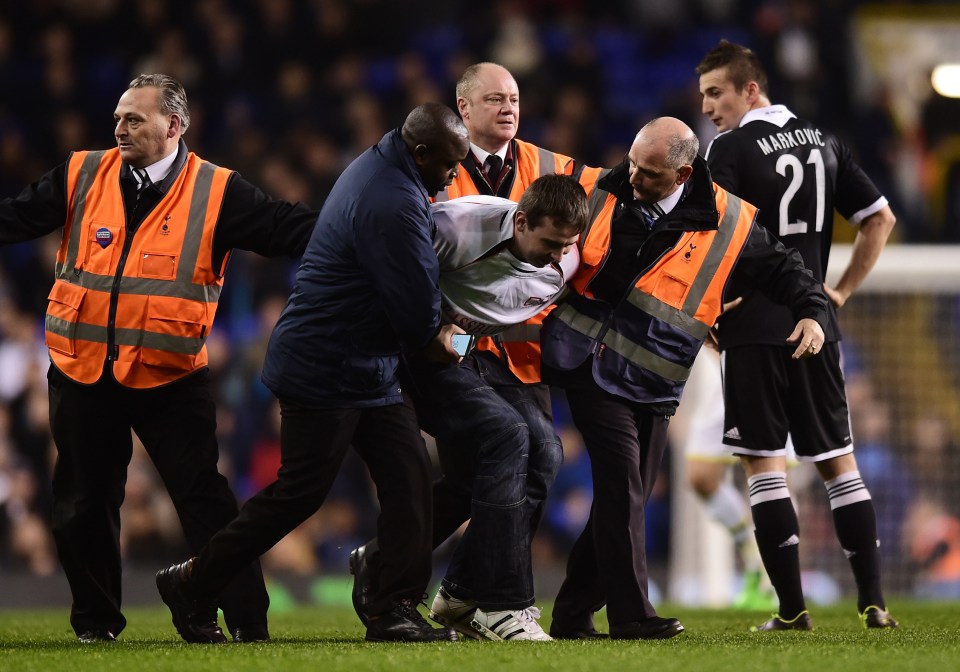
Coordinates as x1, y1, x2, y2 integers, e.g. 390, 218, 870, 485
432, 195, 580, 336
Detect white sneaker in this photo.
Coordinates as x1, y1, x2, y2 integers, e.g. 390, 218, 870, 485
429, 587, 483, 640
470, 606, 553, 641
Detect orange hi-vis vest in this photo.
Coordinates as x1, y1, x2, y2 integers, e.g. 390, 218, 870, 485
434, 139, 575, 384
432, 138, 575, 203
45, 148, 232, 388
542, 171, 757, 404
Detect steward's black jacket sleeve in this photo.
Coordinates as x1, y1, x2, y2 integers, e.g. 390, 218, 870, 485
211, 172, 319, 268
0, 163, 68, 244
731, 221, 829, 327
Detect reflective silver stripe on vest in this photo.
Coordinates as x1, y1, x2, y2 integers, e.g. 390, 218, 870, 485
498, 323, 541, 343
551, 302, 604, 340
537, 147, 556, 178
57, 159, 222, 304
626, 292, 710, 340
434, 189, 450, 203
177, 162, 215, 283
46, 316, 205, 356
52, 270, 221, 302
579, 169, 613, 251
554, 195, 745, 378
601, 327, 692, 382
682, 193, 741, 315
60, 151, 106, 280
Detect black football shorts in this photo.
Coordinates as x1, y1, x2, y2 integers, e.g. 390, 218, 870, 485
721, 343, 853, 461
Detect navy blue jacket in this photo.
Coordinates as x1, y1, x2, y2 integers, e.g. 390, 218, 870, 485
262, 129, 442, 406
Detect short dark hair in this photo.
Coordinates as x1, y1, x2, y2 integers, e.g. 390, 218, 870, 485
128, 74, 191, 132
696, 39, 768, 96
401, 102, 467, 148
517, 174, 589, 234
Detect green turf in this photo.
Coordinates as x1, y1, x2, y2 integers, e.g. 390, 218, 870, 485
1, 601, 957, 672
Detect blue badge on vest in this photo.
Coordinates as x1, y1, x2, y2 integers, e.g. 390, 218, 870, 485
96, 227, 113, 248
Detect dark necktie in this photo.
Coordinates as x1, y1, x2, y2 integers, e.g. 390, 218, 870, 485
641, 206, 657, 231
484, 154, 503, 189
132, 166, 152, 197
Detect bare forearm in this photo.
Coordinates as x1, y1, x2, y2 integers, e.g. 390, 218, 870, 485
831, 206, 895, 306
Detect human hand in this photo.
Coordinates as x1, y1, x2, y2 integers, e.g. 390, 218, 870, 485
704, 297, 742, 352
785, 318, 825, 360
423, 324, 466, 364
721, 296, 743, 314
823, 283, 846, 309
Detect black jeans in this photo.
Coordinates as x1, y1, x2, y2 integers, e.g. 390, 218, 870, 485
407, 351, 563, 611
190, 393, 433, 616
550, 377, 670, 628
47, 366, 268, 637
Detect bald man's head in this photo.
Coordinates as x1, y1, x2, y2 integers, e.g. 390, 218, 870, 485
627, 117, 698, 205
401, 103, 470, 196
635, 117, 699, 169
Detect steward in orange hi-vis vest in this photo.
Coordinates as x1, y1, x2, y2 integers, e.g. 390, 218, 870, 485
432, 138, 574, 203
540, 119, 829, 636
545, 156, 830, 406
2, 74, 318, 643
46, 148, 230, 388
542, 161, 756, 404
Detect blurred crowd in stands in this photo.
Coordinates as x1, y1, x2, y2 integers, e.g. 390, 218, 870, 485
2, 0, 960, 602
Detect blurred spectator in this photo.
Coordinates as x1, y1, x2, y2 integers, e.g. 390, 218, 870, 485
0, 406, 56, 575
904, 498, 960, 600
119, 441, 185, 564
907, 411, 960, 515
847, 395, 913, 550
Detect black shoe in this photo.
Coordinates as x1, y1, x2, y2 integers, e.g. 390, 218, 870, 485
232, 625, 271, 642
550, 623, 610, 639
861, 606, 899, 629
77, 629, 117, 644
156, 558, 228, 643
350, 541, 379, 626
365, 599, 459, 642
610, 616, 684, 640
549, 619, 609, 640
752, 610, 814, 632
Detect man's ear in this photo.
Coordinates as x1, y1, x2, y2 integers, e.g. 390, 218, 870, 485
676, 164, 694, 185
456, 97, 469, 118
514, 210, 527, 233
412, 143, 429, 166
744, 81, 761, 105
168, 114, 182, 138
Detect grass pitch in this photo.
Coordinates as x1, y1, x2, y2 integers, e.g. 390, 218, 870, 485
1, 601, 957, 672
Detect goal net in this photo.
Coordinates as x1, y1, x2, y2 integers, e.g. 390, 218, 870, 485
668, 244, 960, 605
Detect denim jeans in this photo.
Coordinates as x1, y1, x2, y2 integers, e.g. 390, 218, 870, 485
405, 350, 562, 611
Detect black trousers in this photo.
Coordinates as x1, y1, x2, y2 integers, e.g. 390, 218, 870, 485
551, 379, 670, 628
190, 393, 433, 617
47, 366, 268, 637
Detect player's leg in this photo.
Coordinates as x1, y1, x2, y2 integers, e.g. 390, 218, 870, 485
740, 454, 807, 627
792, 345, 897, 628
723, 346, 808, 627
